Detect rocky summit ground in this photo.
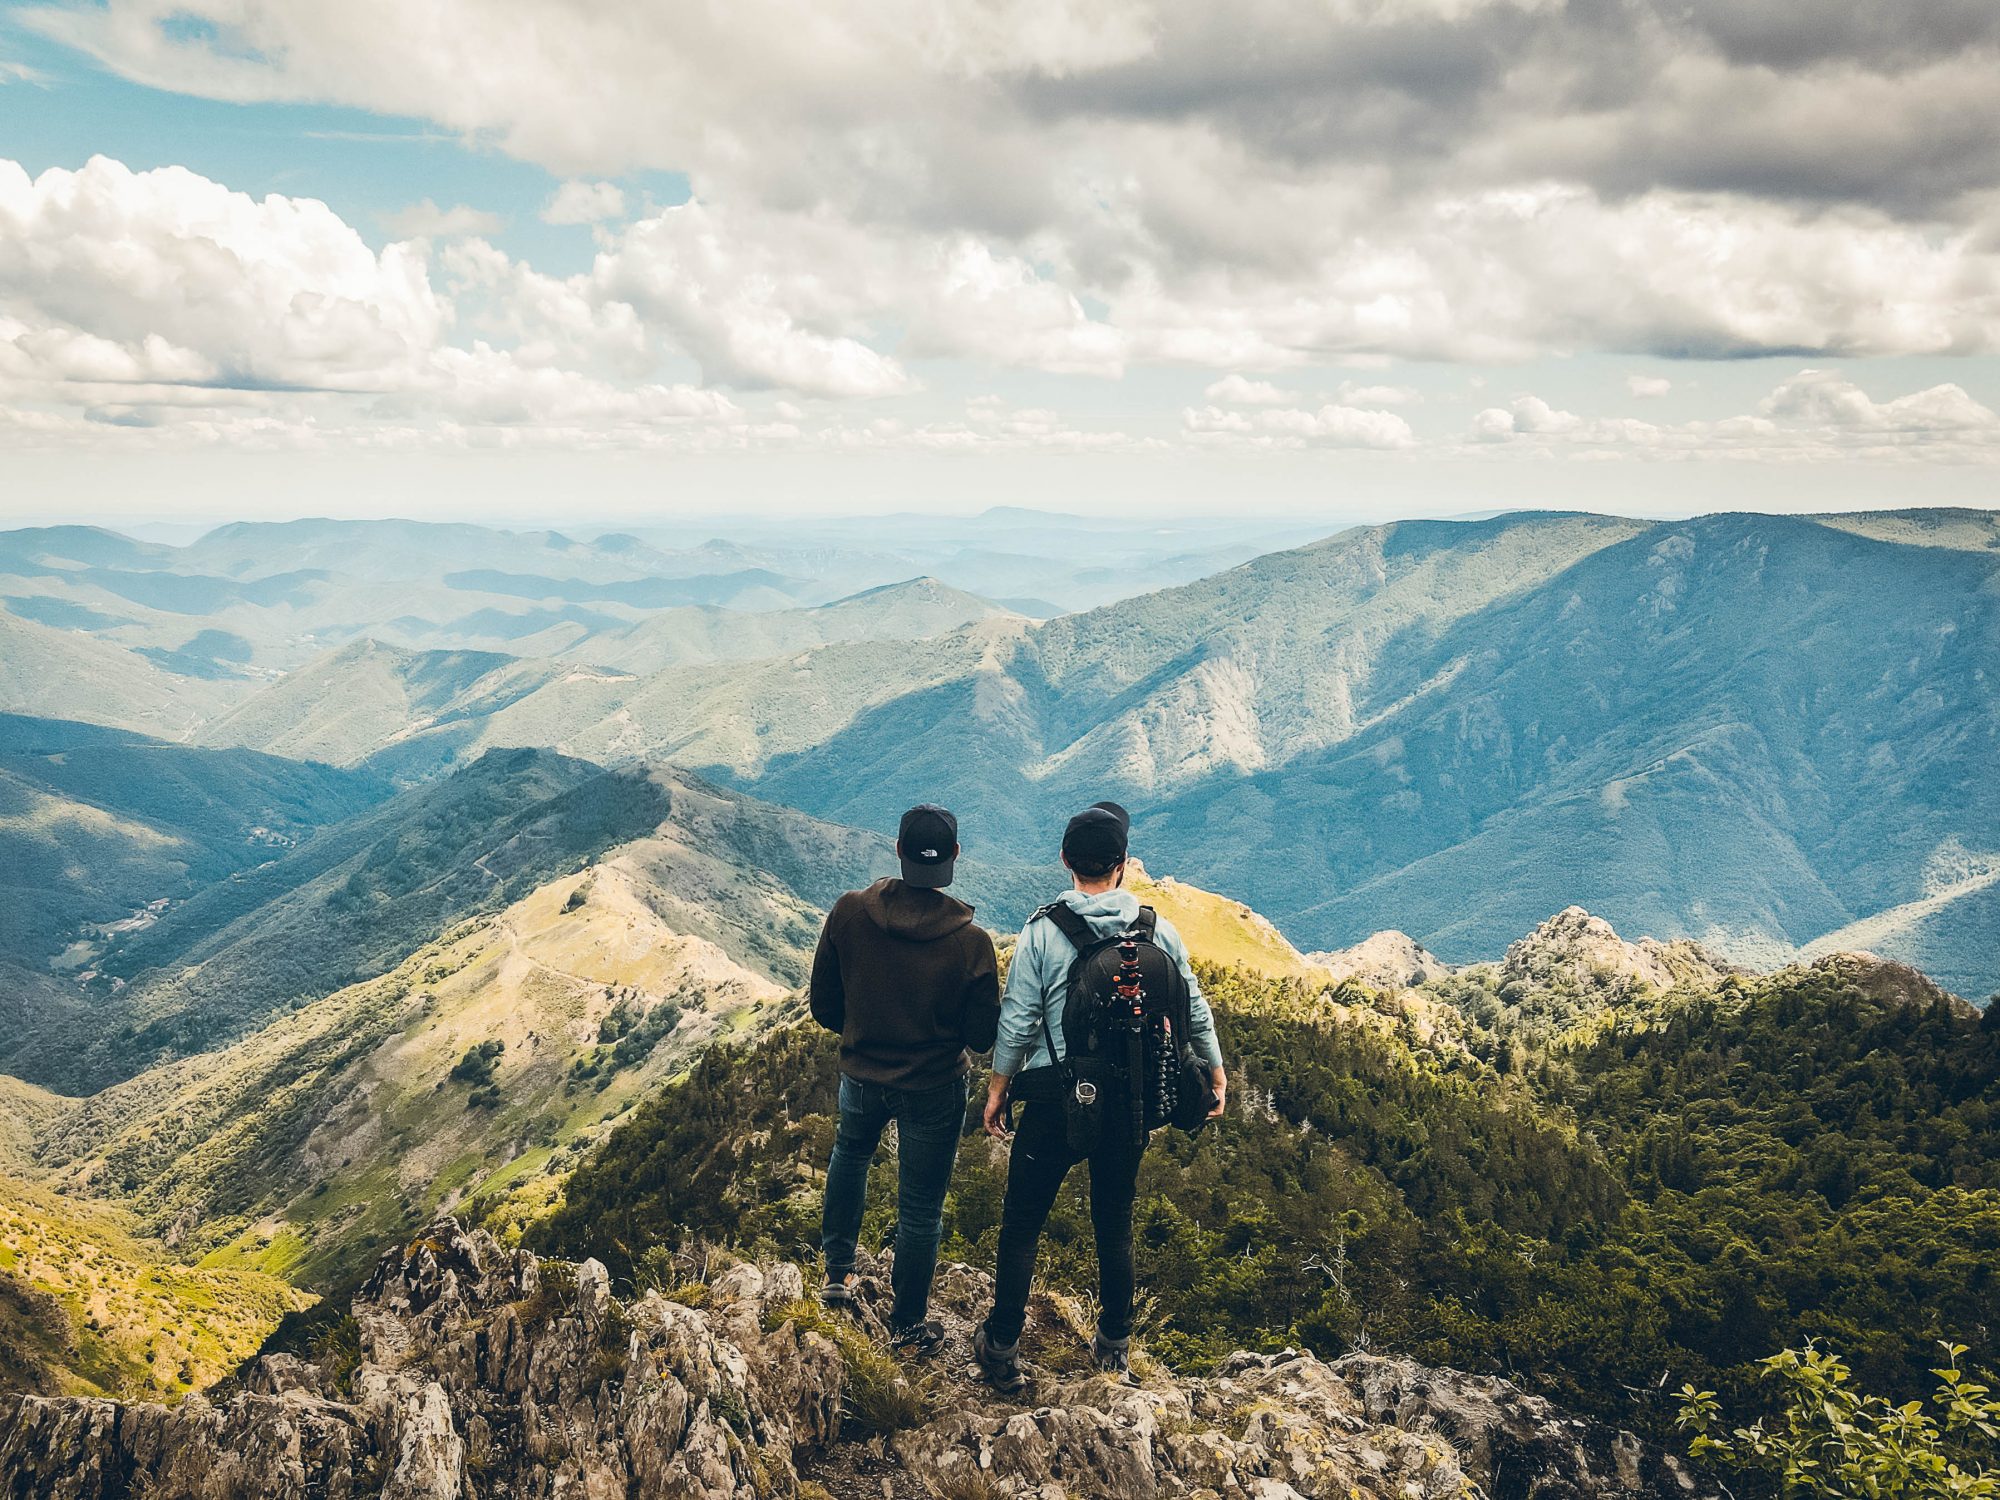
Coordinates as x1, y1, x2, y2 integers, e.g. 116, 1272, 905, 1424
0, 1218, 1712, 1500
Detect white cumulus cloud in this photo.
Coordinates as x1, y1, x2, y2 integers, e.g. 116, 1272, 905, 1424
383, 198, 506, 239
542, 180, 626, 225
1183, 402, 1415, 449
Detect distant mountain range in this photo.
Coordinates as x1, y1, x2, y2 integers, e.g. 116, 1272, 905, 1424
0, 511, 1311, 686
3, 507, 1994, 998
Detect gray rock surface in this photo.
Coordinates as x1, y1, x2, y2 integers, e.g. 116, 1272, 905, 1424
0, 1219, 840, 1499
0, 1222, 1713, 1500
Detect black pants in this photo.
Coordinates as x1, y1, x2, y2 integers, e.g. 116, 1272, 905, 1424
983, 1100, 1144, 1348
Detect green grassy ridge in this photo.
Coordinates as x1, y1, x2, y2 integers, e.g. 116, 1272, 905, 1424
0, 1172, 308, 1400
531, 949, 2000, 1441
25, 885, 776, 1290
10, 769, 981, 1292
2, 748, 674, 1093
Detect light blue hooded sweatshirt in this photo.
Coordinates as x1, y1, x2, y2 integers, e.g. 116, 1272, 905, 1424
992, 888, 1224, 1078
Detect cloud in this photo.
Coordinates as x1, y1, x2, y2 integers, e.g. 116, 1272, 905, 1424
1204, 374, 1298, 405
1464, 370, 2000, 463
0, 155, 446, 395
20, 0, 2000, 381
1469, 395, 1580, 441
590, 201, 913, 397
1627, 375, 1672, 398
1183, 402, 1415, 450
1760, 367, 1998, 432
0, 156, 734, 443
383, 198, 506, 238
542, 180, 626, 225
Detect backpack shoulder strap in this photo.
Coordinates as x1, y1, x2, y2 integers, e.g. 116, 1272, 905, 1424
1133, 905, 1159, 940
1034, 900, 1096, 954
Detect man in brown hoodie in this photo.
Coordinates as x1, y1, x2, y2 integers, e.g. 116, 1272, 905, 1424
809, 803, 999, 1350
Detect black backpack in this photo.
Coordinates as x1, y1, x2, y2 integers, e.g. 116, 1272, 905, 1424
1028, 902, 1212, 1149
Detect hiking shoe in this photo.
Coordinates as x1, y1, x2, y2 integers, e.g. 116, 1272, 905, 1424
889, 1319, 945, 1356
819, 1274, 859, 1311
1093, 1332, 1134, 1382
973, 1325, 1026, 1395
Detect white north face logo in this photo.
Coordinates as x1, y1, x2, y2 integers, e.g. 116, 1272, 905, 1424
920, 848, 940, 858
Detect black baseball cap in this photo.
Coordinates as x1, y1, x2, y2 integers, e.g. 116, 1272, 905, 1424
1089, 800, 1130, 833
897, 804, 958, 888
1061, 806, 1128, 877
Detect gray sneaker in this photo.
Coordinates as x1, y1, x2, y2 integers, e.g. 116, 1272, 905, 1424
820, 1273, 859, 1311
973, 1325, 1026, 1395
890, 1319, 945, 1356
1093, 1331, 1134, 1382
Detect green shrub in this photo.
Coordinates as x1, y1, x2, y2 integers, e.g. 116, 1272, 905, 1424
1679, 1343, 2000, 1499
450, 1039, 504, 1085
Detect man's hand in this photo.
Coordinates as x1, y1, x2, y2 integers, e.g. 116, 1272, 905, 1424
1207, 1067, 1228, 1119
983, 1073, 1013, 1139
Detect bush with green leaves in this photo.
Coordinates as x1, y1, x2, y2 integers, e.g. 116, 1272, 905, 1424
1678, 1343, 2000, 1499
451, 1039, 504, 1085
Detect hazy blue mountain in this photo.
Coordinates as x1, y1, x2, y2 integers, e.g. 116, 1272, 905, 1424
719, 511, 2000, 994
0, 716, 389, 980
0, 612, 260, 737
1, 512, 1256, 703
1175, 515, 2000, 984
559, 577, 1020, 674
193, 640, 583, 772
11, 508, 1996, 995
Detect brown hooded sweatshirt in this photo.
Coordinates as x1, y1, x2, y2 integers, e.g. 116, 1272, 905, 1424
808, 877, 1000, 1091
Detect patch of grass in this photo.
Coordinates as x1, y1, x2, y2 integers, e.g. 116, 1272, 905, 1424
311, 1314, 361, 1398
933, 1471, 1008, 1500
766, 1297, 937, 1434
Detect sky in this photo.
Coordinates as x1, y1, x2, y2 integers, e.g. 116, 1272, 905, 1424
2, 0, 1999, 525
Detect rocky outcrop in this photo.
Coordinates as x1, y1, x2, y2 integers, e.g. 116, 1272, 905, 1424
0, 1220, 841, 1500
0, 1223, 1713, 1500
1802, 951, 1981, 1017
1310, 930, 1451, 990
1498, 907, 1734, 994
869, 1259, 1711, 1500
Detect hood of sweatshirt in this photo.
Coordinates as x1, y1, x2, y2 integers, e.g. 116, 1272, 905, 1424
857, 877, 976, 941
1056, 887, 1147, 940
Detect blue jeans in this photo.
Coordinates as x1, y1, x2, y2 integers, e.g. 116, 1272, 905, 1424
822, 1072, 968, 1330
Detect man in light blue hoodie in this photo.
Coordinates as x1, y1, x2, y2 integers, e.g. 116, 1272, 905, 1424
972, 803, 1227, 1390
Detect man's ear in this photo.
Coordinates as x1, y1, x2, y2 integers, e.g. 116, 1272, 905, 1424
895, 839, 903, 858
954, 842, 963, 859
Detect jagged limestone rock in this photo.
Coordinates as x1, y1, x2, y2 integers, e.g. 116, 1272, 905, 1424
1497, 906, 1733, 994
0, 1224, 1713, 1500
0, 1219, 842, 1500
